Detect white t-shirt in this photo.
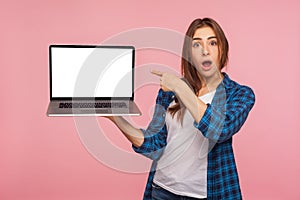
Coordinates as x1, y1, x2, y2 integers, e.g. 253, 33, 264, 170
153, 90, 216, 199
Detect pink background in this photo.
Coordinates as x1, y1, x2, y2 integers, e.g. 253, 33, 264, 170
1, 0, 300, 199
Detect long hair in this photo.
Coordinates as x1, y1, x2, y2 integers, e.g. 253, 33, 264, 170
168, 18, 229, 120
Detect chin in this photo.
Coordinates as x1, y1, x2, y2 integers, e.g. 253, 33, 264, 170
198, 68, 219, 80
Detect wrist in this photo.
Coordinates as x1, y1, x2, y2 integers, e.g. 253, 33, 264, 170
174, 79, 187, 95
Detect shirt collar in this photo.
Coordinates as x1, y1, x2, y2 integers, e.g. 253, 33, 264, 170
221, 72, 232, 88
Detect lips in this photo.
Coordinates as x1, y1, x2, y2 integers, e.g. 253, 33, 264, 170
201, 60, 212, 70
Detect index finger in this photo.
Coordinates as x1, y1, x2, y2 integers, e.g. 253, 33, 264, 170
151, 70, 163, 77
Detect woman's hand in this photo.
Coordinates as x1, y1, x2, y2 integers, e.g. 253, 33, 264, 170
151, 70, 183, 92
152, 69, 207, 123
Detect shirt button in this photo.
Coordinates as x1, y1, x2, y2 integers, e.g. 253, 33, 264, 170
162, 113, 166, 117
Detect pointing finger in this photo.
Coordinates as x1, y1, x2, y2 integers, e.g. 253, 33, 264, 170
151, 70, 163, 77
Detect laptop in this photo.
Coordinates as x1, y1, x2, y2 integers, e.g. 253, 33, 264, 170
46, 45, 141, 116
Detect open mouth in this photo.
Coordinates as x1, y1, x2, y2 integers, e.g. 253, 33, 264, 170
202, 60, 212, 67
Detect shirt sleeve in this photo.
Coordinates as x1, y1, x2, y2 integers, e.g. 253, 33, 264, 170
194, 85, 255, 143
132, 89, 174, 160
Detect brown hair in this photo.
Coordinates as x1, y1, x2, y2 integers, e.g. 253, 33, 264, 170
168, 18, 229, 120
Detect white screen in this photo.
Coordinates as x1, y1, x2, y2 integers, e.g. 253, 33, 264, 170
51, 46, 133, 98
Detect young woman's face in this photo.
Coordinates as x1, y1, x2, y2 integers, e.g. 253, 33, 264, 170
191, 26, 221, 80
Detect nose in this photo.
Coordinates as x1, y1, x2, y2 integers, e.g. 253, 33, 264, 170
202, 44, 209, 56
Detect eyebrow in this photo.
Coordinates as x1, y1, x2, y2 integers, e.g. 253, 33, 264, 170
192, 36, 217, 40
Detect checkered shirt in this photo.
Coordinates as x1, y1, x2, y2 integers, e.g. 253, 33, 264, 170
132, 73, 255, 200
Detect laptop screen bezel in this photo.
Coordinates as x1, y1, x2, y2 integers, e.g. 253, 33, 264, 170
49, 44, 135, 101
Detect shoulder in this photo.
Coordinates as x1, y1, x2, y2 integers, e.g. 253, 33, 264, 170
223, 73, 255, 103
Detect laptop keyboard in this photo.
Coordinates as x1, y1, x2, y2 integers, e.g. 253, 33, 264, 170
59, 102, 128, 109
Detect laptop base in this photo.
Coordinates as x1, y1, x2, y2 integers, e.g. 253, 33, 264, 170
47, 100, 141, 116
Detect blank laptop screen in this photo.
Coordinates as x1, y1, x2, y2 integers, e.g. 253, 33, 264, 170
50, 46, 134, 99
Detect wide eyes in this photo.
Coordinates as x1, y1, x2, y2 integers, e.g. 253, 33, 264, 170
192, 40, 218, 48
210, 40, 218, 46
192, 42, 201, 48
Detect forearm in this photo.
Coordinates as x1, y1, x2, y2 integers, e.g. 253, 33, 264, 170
174, 82, 207, 123
109, 116, 144, 148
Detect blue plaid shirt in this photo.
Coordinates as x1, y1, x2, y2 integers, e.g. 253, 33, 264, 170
133, 73, 255, 200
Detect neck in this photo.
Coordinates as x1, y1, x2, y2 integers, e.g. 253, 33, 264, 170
199, 72, 224, 93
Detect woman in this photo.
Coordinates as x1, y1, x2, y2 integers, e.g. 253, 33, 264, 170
106, 18, 255, 200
